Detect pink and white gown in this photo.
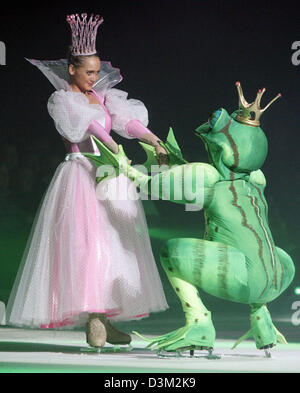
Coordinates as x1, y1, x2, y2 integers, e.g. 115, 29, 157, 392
6, 60, 168, 329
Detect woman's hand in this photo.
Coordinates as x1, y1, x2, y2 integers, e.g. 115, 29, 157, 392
155, 144, 169, 165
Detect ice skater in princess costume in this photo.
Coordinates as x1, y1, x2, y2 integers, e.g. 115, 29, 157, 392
7, 13, 169, 351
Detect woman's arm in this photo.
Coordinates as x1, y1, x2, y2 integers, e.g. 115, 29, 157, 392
125, 119, 168, 164
88, 120, 119, 154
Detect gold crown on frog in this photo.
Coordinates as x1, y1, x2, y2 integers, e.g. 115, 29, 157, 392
235, 81, 281, 127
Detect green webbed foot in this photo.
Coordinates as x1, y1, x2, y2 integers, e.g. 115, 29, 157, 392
133, 327, 186, 349
133, 319, 215, 352
232, 305, 288, 350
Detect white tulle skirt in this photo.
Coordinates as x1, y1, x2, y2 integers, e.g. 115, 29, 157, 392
7, 154, 168, 329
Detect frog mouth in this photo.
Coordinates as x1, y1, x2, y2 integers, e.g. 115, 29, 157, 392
194, 122, 211, 137
193, 131, 214, 166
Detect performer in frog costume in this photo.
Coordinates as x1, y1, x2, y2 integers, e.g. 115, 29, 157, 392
84, 82, 295, 355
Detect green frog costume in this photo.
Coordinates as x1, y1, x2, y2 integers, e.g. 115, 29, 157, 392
84, 82, 295, 353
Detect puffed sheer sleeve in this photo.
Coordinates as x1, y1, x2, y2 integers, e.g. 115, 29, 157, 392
104, 88, 149, 139
47, 90, 106, 143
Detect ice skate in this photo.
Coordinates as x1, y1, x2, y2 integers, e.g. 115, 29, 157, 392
156, 346, 220, 360
132, 249, 219, 359
85, 313, 107, 353
106, 320, 132, 345
96, 314, 133, 353
232, 305, 288, 357
133, 312, 218, 359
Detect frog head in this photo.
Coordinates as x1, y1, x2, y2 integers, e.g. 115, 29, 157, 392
195, 82, 281, 180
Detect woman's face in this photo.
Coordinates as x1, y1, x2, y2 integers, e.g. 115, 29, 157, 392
68, 56, 101, 92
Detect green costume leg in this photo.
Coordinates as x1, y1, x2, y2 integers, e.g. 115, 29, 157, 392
162, 238, 250, 302
134, 238, 250, 351
84, 122, 295, 354
158, 258, 216, 351
275, 247, 295, 295
233, 247, 294, 350
232, 304, 287, 350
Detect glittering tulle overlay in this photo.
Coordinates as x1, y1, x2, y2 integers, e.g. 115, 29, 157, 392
7, 88, 168, 329
7, 156, 168, 329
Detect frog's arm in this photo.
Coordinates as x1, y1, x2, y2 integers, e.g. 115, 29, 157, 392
83, 136, 220, 207
144, 161, 220, 207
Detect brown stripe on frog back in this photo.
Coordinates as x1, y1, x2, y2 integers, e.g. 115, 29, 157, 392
246, 190, 278, 290
251, 183, 268, 220
279, 258, 284, 292
219, 121, 270, 297
229, 178, 269, 299
219, 120, 239, 170
217, 243, 229, 299
214, 119, 270, 297
250, 183, 284, 291
192, 241, 207, 288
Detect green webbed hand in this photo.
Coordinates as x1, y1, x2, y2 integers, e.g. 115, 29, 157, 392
162, 127, 188, 165
140, 127, 188, 171
83, 135, 220, 207
82, 136, 151, 188
83, 135, 125, 169
82, 136, 131, 183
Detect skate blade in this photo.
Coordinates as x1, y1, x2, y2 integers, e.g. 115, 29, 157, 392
260, 344, 273, 358
80, 344, 133, 354
157, 347, 221, 360
101, 344, 133, 353
181, 348, 221, 360
264, 348, 272, 358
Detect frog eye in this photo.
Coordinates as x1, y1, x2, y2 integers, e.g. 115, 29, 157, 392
208, 109, 222, 128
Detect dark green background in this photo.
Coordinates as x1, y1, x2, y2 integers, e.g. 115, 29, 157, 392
0, 0, 299, 339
